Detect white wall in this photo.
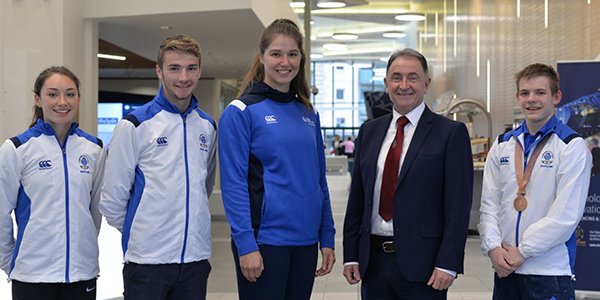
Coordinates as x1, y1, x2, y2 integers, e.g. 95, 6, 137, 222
0, 0, 96, 140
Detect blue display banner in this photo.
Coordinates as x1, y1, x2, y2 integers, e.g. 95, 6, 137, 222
557, 61, 600, 292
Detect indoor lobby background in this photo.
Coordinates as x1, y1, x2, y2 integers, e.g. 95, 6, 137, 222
1, 0, 599, 299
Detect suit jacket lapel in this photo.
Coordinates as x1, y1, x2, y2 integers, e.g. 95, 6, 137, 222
398, 106, 434, 184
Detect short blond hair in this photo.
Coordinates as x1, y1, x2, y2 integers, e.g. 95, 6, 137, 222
157, 34, 201, 68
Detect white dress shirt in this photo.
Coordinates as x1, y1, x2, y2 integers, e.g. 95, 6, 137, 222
371, 102, 425, 236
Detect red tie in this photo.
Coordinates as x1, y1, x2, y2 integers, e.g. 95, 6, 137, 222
379, 116, 410, 221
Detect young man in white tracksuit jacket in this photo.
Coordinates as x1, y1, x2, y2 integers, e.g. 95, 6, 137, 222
100, 34, 216, 300
479, 63, 591, 299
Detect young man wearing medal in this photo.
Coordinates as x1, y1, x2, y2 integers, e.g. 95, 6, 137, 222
478, 63, 592, 299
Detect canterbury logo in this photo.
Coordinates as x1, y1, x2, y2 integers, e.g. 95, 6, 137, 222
499, 156, 509, 165
302, 116, 315, 126
265, 115, 277, 124
38, 160, 52, 169
156, 137, 168, 146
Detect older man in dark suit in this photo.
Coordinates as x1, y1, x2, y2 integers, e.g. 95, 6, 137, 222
343, 48, 473, 299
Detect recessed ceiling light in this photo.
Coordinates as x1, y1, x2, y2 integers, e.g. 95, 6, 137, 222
332, 32, 358, 40
382, 31, 406, 38
290, 1, 305, 8
160, 25, 172, 30
379, 57, 389, 62
322, 43, 347, 51
310, 53, 324, 59
395, 13, 426, 22
317, 1, 346, 8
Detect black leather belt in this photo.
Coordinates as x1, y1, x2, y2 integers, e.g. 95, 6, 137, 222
371, 235, 395, 253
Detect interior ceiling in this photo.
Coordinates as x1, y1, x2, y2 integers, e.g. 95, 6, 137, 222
98, 0, 422, 79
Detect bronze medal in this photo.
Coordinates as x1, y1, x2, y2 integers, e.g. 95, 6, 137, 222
513, 194, 528, 212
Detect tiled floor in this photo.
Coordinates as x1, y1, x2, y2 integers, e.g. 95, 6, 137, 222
202, 174, 494, 300
2, 173, 597, 299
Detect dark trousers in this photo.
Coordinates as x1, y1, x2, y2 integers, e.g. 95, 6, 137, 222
12, 278, 97, 300
232, 241, 318, 300
361, 235, 447, 300
493, 273, 575, 300
122, 260, 211, 300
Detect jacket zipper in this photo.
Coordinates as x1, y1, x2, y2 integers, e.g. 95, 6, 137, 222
180, 116, 191, 263
59, 137, 71, 283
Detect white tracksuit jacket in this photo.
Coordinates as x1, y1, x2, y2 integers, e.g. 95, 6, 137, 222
479, 117, 591, 276
0, 120, 105, 283
100, 87, 216, 264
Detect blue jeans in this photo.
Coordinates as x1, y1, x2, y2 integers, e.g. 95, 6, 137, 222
493, 273, 575, 300
122, 260, 211, 300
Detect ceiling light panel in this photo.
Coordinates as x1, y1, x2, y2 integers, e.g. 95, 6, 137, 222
97, 53, 126, 61
317, 1, 347, 8
395, 13, 426, 22
332, 32, 358, 40
382, 31, 406, 38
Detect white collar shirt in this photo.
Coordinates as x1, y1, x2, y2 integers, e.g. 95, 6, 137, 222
370, 102, 425, 236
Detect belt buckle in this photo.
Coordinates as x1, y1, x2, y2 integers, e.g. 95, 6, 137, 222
382, 241, 395, 253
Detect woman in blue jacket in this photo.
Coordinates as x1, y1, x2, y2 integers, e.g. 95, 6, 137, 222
218, 19, 336, 300
0, 66, 105, 300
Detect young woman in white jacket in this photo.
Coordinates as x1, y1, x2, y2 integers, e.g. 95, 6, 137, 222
0, 66, 105, 300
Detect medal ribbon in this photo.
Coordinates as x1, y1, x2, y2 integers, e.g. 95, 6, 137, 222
513, 134, 551, 211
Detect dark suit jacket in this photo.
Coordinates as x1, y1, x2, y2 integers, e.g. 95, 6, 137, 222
343, 106, 474, 282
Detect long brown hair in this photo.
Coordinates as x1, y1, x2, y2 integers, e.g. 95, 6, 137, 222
30, 66, 81, 128
238, 18, 312, 111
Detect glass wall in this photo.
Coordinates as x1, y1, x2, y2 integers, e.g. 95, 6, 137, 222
312, 61, 386, 153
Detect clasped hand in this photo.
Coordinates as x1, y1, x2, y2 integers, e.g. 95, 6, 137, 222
488, 243, 525, 278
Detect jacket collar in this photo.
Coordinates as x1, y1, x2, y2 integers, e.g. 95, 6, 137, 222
245, 81, 297, 103
511, 115, 558, 140
33, 119, 78, 136
154, 86, 199, 117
